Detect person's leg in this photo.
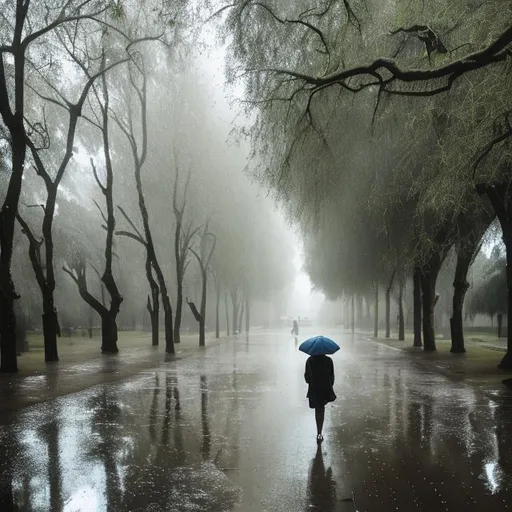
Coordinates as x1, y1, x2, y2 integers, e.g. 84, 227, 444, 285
315, 406, 325, 439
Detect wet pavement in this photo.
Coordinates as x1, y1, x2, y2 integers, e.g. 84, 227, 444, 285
1, 329, 512, 511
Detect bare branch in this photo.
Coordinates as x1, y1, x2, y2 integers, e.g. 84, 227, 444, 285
204, 232, 217, 267
22, 7, 109, 47
189, 247, 202, 267
23, 202, 45, 212
183, 224, 202, 249
62, 265, 80, 285
205, 3, 238, 24
90, 158, 106, 192
88, 261, 104, 281
15, 211, 41, 246
25, 80, 68, 111
260, 23, 512, 98
342, 0, 361, 33
173, 162, 181, 216
117, 205, 145, 241
25, 137, 53, 190
115, 230, 147, 246
473, 130, 512, 180
93, 199, 108, 225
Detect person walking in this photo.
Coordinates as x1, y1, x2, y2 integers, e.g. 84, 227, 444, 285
299, 335, 339, 442
304, 354, 336, 442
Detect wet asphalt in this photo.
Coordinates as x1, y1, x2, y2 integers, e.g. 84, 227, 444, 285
0, 329, 512, 512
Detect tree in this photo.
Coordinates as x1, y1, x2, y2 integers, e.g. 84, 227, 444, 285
468, 245, 507, 330
172, 168, 200, 344
15, 20, 135, 362
0, 0, 122, 371
63, 60, 123, 353
218, 0, 512, 363
115, 55, 175, 355
210, 268, 221, 338
188, 228, 216, 346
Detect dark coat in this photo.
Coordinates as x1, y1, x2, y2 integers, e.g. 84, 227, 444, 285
304, 355, 336, 409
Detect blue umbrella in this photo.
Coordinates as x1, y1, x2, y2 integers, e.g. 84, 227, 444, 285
299, 335, 340, 356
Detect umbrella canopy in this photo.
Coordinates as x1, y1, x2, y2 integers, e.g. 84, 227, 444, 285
299, 335, 340, 356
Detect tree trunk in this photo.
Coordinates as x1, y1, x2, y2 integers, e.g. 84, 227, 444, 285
398, 281, 405, 341
0, 110, 29, 373
0, 294, 17, 373
42, 306, 59, 362
385, 270, 396, 338
199, 268, 208, 347
373, 282, 378, 338
356, 295, 363, 327
215, 283, 220, 339
88, 307, 93, 338
450, 249, 472, 353
413, 267, 422, 347
101, 313, 118, 353
162, 293, 174, 354
500, 237, 512, 368
101, 272, 123, 352
145, 257, 159, 346
475, 183, 512, 367
0, 171, 24, 372
174, 276, 183, 344
245, 297, 250, 333
238, 299, 244, 334
147, 293, 159, 347
385, 289, 391, 338
232, 293, 239, 334
199, 316, 206, 347
351, 294, 355, 334
225, 293, 230, 336
420, 254, 442, 352
150, 308, 159, 347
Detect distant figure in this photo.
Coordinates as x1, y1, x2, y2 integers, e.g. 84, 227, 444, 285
304, 355, 336, 442
291, 319, 299, 336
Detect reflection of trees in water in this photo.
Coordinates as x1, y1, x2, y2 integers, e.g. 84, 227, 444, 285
0, 426, 17, 510
0, 404, 64, 511
161, 372, 172, 447
87, 388, 124, 511
212, 362, 241, 472
121, 371, 240, 511
168, 373, 185, 466
149, 372, 160, 443
0, 364, 245, 512
354, 368, 512, 508
201, 374, 211, 460
305, 445, 336, 512
486, 395, 512, 494
39, 404, 63, 512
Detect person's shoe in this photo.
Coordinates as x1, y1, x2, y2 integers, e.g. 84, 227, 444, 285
316, 434, 324, 443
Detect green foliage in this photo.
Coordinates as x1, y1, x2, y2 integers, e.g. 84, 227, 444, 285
467, 246, 507, 320
217, 0, 511, 298
109, 1, 126, 20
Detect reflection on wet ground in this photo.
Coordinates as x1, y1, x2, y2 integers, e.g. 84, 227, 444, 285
0, 330, 512, 511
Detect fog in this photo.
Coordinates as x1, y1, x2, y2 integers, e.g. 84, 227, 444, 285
0, 1, 313, 365
0, 0, 510, 367
2, 3, 512, 511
